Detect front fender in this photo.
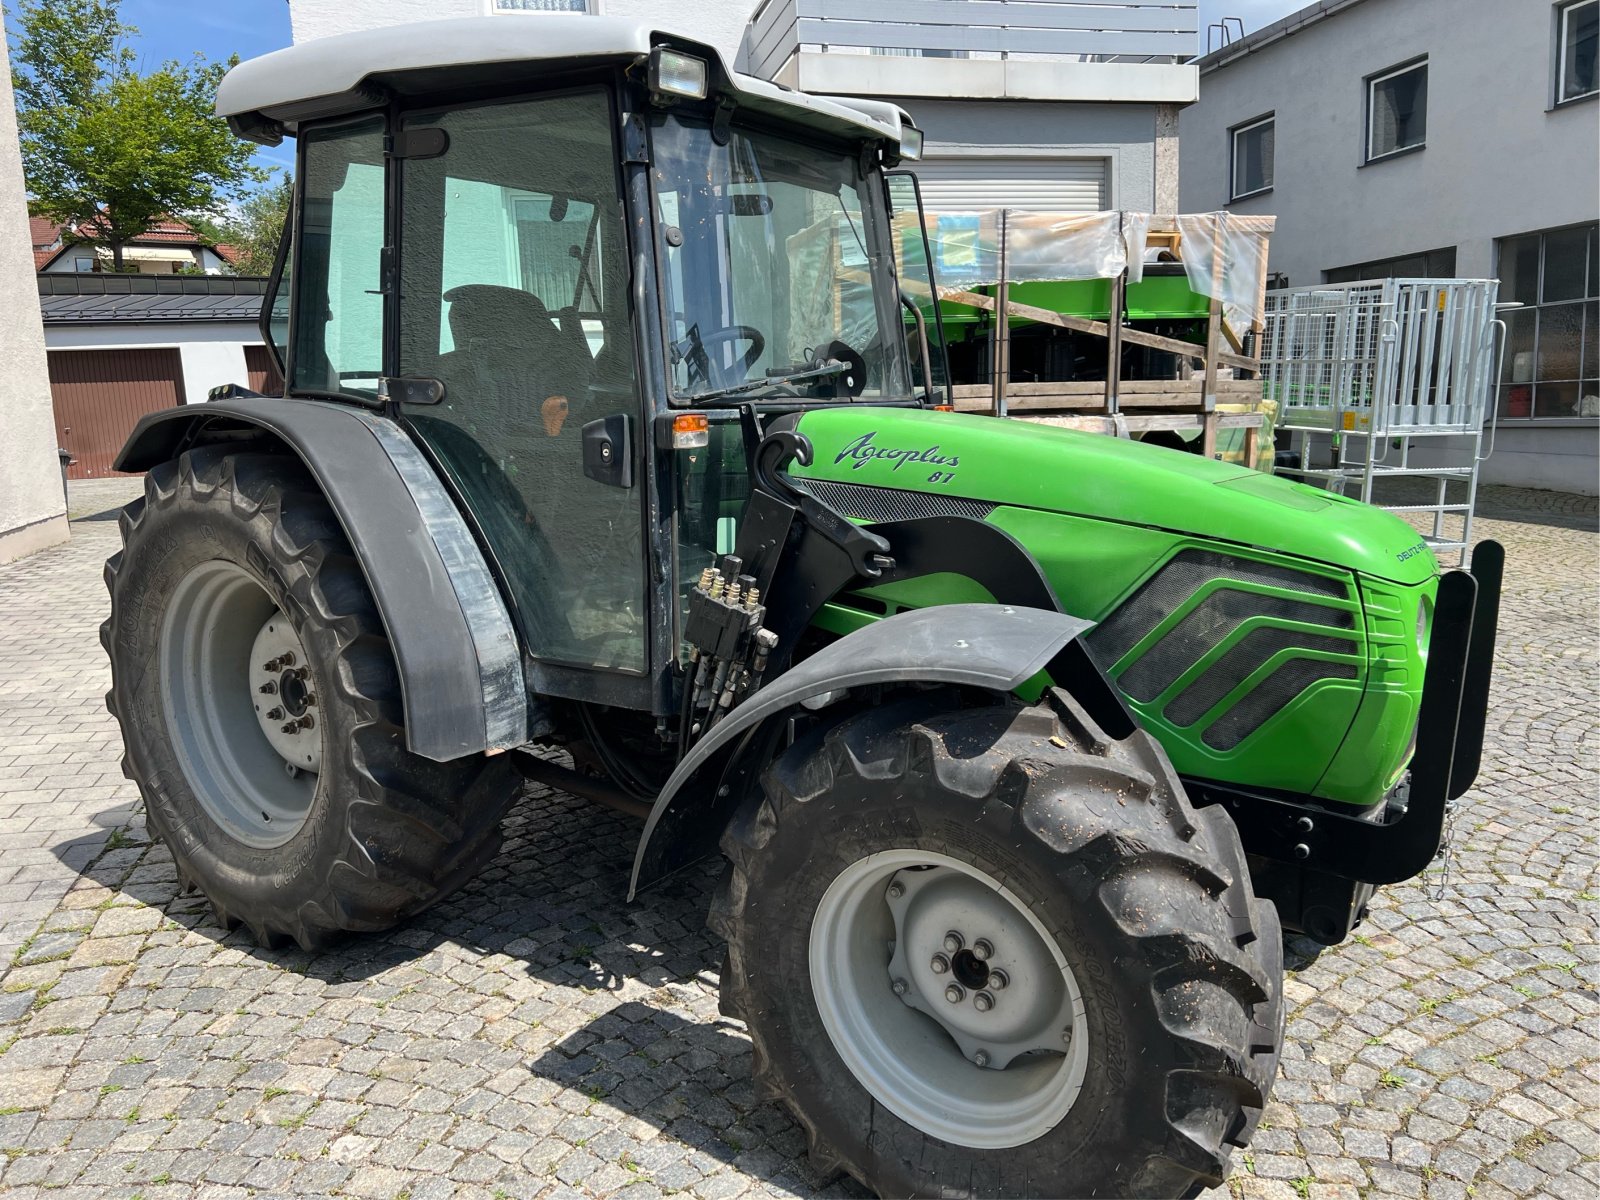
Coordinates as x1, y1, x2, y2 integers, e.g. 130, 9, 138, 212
116, 399, 526, 762
628, 603, 1095, 898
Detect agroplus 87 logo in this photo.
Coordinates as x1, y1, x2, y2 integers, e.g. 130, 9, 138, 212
833, 431, 961, 485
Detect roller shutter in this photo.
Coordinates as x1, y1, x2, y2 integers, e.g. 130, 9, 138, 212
48, 348, 186, 479
914, 157, 1108, 212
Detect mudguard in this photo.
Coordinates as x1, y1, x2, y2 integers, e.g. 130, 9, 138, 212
628, 603, 1096, 897
115, 398, 526, 762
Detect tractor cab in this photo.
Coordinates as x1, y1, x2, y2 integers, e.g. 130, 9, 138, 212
226, 15, 937, 709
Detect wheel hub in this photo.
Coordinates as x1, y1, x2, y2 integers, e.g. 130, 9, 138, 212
158, 560, 321, 850
248, 617, 322, 774
808, 848, 1090, 1149
885, 866, 1077, 1069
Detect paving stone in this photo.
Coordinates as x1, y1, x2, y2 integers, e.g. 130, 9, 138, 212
0, 483, 1593, 1198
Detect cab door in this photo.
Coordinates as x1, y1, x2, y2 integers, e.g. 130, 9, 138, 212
394, 89, 650, 685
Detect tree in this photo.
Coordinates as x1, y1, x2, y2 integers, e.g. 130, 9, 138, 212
196, 171, 291, 277
9, 0, 266, 270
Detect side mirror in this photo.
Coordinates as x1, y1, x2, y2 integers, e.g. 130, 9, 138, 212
581, 414, 634, 488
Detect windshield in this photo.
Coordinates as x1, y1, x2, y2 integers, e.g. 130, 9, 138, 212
650, 114, 907, 403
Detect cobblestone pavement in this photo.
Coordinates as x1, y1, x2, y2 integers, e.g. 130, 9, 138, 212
0, 483, 1595, 1200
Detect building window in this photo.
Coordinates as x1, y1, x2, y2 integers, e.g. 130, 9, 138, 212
1230, 115, 1274, 200
490, 0, 588, 10
1324, 246, 1457, 284
73, 256, 95, 273
1366, 60, 1427, 161
1558, 0, 1598, 103
1496, 223, 1600, 420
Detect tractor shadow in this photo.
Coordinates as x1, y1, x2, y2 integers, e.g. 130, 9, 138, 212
52, 781, 866, 1195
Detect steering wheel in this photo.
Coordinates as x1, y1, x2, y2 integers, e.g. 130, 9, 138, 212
685, 324, 766, 388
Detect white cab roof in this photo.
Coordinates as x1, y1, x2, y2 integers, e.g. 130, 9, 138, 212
216, 14, 912, 148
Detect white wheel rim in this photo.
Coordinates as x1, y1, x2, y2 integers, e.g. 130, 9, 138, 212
158, 561, 321, 849
808, 849, 1089, 1149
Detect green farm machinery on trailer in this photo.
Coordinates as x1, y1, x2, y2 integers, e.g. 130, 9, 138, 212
101, 16, 1501, 1198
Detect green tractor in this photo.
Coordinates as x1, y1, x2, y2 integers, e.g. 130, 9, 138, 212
101, 16, 1501, 1198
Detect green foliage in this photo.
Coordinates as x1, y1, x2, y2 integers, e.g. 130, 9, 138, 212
193, 172, 290, 276
10, 0, 266, 268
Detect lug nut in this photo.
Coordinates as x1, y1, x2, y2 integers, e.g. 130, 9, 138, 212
1062, 1027, 1073, 1046
886, 881, 904, 900
929, 954, 950, 975
281, 722, 298, 734
943, 931, 963, 954
263, 657, 279, 672
304, 693, 316, 707
891, 978, 908, 996
972, 939, 993, 962
279, 652, 295, 667
973, 991, 994, 1012
988, 969, 1009, 991
296, 715, 315, 731
266, 707, 284, 721
944, 983, 964, 1004
973, 1050, 990, 1068
259, 681, 276, 695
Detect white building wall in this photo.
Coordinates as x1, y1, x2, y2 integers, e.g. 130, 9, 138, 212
44, 323, 261, 406
1179, 0, 1599, 495
289, 0, 759, 63
1179, 0, 1598, 286
0, 38, 69, 562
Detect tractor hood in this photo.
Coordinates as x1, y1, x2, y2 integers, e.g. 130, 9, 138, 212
788, 408, 1438, 585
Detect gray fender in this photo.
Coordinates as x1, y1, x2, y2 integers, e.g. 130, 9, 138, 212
116, 399, 526, 762
628, 603, 1094, 898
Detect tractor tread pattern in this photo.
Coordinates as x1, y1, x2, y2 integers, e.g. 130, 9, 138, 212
102, 449, 518, 951
712, 688, 1284, 1199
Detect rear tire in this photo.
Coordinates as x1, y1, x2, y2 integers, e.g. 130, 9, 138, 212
711, 688, 1284, 1199
101, 447, 521, 950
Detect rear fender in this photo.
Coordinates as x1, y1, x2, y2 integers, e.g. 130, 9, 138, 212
115, 399, 526, 762
628, 603, 1106, 897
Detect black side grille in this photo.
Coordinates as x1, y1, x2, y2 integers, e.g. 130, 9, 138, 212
1201, 660, 1360, 750
1086, 548, 1361, 753
1087, 549, 1348, 669
1165, 628, 1358, 726
791, 477, 996, 523
1116, 591, 1355, 702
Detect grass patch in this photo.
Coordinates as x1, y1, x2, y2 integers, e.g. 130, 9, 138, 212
1380, 1070, 1407, 1089
99, 1084, 123, 1096
262, 1086, 289, 1101
1291, 1178, 1312, 1198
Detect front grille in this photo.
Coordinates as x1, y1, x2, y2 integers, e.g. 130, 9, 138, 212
791, 477, 996, 523
1088, 549, 1347, 669
1165, 628, 1357, 726
1201, 659, 1360, 749
1087, 549, 1360, 753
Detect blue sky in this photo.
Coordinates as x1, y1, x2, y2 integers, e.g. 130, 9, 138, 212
118, 0, 293, 175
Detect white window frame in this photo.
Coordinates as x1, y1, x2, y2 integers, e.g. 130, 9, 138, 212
1229, 114, 1274, 201
1557, 0, 1599, 104
1366, 59, 1428, 163
485, 0, 596, 13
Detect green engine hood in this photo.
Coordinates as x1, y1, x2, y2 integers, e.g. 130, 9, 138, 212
789, 407, 1438, 585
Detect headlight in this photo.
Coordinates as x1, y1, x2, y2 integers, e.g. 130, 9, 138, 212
649, 48, 709, 101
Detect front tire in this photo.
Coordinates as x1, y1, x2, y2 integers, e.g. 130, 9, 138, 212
102, 447, 520, 950
711, 689, 1284, 1199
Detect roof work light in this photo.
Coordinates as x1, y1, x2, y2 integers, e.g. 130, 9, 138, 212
649, 47, 709, 101
899, 125, 924, 161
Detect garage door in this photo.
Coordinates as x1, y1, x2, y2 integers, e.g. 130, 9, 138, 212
914, 157, 1108, 212
49, 348, 186, 479
245, 344, 284, 396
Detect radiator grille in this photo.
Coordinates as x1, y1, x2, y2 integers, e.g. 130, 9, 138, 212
791, 477, 996, 523
1088, 549, 1347, 669
1087, 549, 1360, 753
1165, 628, 1358, 726
1202, 660, 1360, 750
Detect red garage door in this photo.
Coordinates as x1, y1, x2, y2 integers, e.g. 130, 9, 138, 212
49, 348, 186, 479
245, 344, 284, 396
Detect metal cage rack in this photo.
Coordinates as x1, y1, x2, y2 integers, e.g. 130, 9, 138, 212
1260, 278, 1505, 565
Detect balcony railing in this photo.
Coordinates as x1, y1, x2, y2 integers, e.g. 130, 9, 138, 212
744, 0, 1199, 80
